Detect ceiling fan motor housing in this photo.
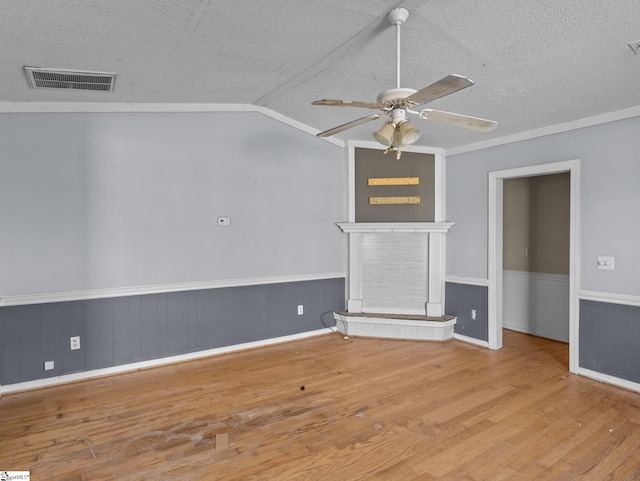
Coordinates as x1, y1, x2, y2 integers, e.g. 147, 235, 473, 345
376, 88, 417, 107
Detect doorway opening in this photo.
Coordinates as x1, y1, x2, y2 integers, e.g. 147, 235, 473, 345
488, 160, 580, 373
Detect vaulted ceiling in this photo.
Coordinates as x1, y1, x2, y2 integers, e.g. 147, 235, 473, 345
2, 0, 640, 150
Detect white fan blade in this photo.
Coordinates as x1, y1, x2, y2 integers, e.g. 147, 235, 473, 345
312, 99, 385, 109
419, 109, 497, 132
316, 114, 381, 137
406, 74, 474, 106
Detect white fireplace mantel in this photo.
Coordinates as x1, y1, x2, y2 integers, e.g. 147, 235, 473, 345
337, 221, 453, 317
336, 222, 454, 234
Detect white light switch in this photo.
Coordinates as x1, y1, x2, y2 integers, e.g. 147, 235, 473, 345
597, 256, 614, 270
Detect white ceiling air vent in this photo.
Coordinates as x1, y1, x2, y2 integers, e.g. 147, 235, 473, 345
24, 67, 117, 92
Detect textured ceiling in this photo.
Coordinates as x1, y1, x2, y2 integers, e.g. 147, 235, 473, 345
2, 0, 640, 150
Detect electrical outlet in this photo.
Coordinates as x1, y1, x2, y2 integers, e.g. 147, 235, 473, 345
217, 216, 231, 226
297, 305, 304, 315
44, 360, 55, 371
70, 336, 81, 350
471, 309, 477, 320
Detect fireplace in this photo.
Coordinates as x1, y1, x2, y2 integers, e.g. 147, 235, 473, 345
335, 221, 456, 341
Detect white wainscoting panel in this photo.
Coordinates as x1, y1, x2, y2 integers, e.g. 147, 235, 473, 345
503, 270, 569, 342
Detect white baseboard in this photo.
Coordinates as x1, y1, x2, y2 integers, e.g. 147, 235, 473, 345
454, 333, 489, 348
578, 367, 640, 394
0, 328, 334, 395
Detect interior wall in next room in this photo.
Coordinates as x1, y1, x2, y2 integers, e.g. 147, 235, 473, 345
502, 173, 570, 342
503, 173, 570, 275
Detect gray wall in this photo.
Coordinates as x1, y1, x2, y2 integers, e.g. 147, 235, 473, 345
354, 148, 435, 222
447, 116, 640, 296
0, 278, 345, 385
446, 115, 640, 382
445, 283, 488, 341
0, 110, 347, 387
0, 111, 345, 296
580, 300, 640, 383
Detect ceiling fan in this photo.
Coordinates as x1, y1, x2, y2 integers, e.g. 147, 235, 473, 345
312, 8, 497, 158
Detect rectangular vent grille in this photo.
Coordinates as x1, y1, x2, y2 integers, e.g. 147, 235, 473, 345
24, 67, 117, 92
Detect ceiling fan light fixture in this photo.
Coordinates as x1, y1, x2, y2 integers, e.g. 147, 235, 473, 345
373, 121, 396, 146
397, 121, 421, 145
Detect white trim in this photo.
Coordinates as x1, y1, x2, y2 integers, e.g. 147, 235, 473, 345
362, 306, 426, 315
347, 144, 356, 222
336, 222, 454, 234
503, 270, 569, 283
345, 232, 363, 313
427, 232, 447, 316
453, 333, 490, 348
488, 169, 503, 350
0, 101, 258, 113
0, 271, 346, 307
578, 368, 640, 394
579, 290, 640, 307
0, 102, 344, 148
6, 100, 640, 157
488, 159, 580, 374
569, 161, 581, 373
445, 275, 489, 287
0, 328, 334, 394
436, 153, 446, 222
446, 105, 640, 156
254, 108, 345, 147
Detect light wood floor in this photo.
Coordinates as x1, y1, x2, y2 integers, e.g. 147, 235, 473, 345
2, 330, 640, 480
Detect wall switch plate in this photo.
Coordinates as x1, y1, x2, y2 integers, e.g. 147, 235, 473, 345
297, 305, 304, 315
217, 216, 231, 226
597, 256, 614, 270
44, 360, 55, 370
471, 309, 477, 320
70, 336, 81, 350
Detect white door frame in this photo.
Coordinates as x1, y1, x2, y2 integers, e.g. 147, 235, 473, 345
488, 159, 580, 373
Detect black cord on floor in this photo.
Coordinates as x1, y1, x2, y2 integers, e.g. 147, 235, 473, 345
320, 310, 337, 333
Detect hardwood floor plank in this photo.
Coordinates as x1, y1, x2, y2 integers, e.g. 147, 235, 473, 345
1, 330, 639, 480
